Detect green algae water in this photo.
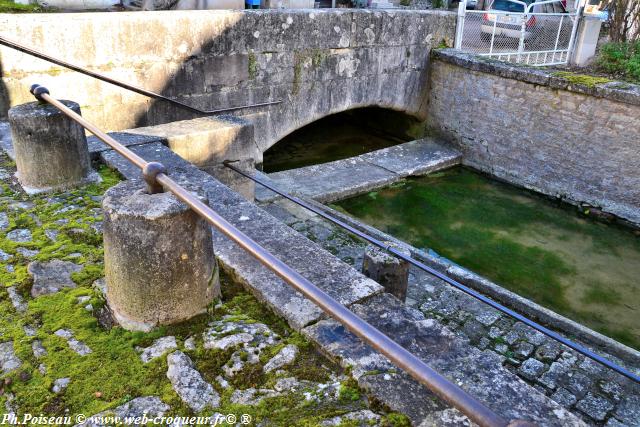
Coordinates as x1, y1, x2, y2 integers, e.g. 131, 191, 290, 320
263, 114, 406, 173
334, 167, 640, 350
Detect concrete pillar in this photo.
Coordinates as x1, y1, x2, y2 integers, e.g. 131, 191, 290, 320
362, 244, 410, 302
571, 15, 603, 66
8, 101, 99, 194
102, 180, 220, 332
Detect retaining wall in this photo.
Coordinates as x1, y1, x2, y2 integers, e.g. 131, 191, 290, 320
0, 9, 456, 161
426, 50, 640, 226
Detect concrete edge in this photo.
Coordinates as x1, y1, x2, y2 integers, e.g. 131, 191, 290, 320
302, 196, 640, 369
433, 49, 640, 107
258, 138, 462, 204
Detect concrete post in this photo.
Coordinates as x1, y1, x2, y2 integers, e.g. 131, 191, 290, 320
362, 244, 410, 302
570, 15, 602, 66
102, 180, 220, 332
8, 101, 99, 194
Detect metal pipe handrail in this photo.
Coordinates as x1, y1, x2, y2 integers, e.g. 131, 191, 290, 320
29, 85, 516, 427
223, 162, 640, 384
0, 35, 281, 115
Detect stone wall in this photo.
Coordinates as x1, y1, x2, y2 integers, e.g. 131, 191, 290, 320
426, 50, 640, 226
0, 9, 456, 161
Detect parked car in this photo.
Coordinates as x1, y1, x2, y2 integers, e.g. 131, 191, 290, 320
466, 0, 478, 9
480, 0, 569, 43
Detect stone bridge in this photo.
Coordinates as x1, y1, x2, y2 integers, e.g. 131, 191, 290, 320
0, 9, 456, 163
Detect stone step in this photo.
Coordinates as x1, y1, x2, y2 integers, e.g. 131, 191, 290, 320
303, 293, 586, 426
256, 138, 461, 203
99, 142, 383, 330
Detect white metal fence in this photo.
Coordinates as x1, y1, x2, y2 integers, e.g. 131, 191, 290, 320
455, 0, 581, 66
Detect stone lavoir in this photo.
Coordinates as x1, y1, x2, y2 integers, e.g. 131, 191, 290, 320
333, 167, 640, 352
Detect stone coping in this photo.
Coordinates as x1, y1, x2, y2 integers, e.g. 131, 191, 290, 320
433, 49, 640, 107
257, 138, 461, 203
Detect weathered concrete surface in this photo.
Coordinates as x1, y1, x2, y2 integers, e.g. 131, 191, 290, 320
94, 115, 257, 170
99, 142, 383, 330
428, 49, 640, 226
303, 293, 585, 426
102, 180, 220, 331
257, 138, 461, 203
362, 244, 410, 302
8, 101, 98, 194
88, 115, 258, 198
0, 10, 456, 157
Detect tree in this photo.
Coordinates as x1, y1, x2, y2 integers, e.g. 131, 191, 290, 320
605, 0, 640, 42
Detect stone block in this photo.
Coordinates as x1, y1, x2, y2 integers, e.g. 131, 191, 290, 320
102, 180, 220, 331
8, 101, 99, 194
362, 244, 409, 302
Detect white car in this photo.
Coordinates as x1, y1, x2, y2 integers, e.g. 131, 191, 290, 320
480, 0, 568, 42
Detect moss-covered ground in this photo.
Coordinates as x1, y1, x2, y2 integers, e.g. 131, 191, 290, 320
334, 167, 640, 350
0, 152, 408, 425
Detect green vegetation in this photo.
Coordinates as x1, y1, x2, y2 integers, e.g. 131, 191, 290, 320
551, 71, 611, 87
0, 153, 408, 423
334, 167, 640, 349
248, 52, 258, 80
0, 162, 121, 289
595, 41, 640, 84
0, 0, 52, 12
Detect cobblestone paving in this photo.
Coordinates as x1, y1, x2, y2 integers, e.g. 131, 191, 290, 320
261, 199, 640, 427
0, 153, 406, 426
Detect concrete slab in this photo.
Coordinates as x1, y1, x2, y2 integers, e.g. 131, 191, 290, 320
258, 138, 461, 203
87, 133, 164, 159
89, 115, 256, 168
359, 138, 461, 176
100, 143, 383, 330
303, 293, 586, 426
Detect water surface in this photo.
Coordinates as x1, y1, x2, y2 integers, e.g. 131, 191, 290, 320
334, 167, 640, 350
263, 114, 406, 173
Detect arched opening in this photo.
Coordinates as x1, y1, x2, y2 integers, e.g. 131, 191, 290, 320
261, 107, 423, 173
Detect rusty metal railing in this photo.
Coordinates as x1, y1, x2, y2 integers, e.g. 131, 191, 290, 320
27, 84, 526, 427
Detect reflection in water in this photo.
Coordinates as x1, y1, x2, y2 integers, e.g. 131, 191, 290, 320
334, 167, 640, 350
262, 112, 409, 173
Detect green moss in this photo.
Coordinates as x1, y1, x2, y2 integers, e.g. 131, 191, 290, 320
311, 49, 328, 68
338, 378, 361, 403
551, 71, 611, 88
0, 0, 53, 12
384, 413, 411, 426
0, 164, 120, 288
293, 53, 303, 96
0, 154, 404, 422
248, 52, 258, 80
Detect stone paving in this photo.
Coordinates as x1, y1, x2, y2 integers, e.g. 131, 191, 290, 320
0, 152, 402, 426
260, 197, 640, 427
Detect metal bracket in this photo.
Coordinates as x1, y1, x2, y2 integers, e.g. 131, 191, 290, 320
142, 162, 167, 194
29, 84, 50, 102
